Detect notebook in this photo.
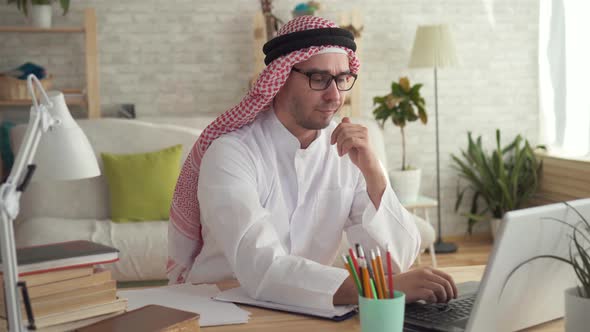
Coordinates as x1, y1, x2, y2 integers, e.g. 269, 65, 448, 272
0, 240, 119, 276
75, 304, 199, 332
214, 286, 358, 321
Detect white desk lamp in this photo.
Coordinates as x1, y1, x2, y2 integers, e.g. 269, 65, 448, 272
0, 74, 100, 331
409, 24, 459, 253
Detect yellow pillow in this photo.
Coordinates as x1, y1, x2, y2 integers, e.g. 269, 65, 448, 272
101, 144, 182, 222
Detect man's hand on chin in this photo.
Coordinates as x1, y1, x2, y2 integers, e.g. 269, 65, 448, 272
331, 117, 387, 208
330, 117, 379, 172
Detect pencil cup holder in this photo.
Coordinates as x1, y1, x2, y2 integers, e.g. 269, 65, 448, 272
359, 291, 405, 332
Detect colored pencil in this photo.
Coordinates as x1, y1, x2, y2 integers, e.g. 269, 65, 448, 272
343, 254, 362, 294
359, 246, 377, 289
370, 278, 378, 301
342, 255, 354, 282
348, 248, 360, 276
361, 260, 372, 298
370, 250, 384, 299
386, 244, 394, 298
375, 247, 387, 298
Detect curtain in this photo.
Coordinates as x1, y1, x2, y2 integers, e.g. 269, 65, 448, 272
539, 0, 590, 158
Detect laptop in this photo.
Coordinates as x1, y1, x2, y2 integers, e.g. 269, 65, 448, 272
403, 198, 590, 332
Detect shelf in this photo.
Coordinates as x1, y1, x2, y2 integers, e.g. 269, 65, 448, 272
0, 89, 86, 107
0, 9, 99, 118
0, 26, 84, 33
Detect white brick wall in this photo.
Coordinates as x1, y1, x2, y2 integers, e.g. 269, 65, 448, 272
0, 0, 539, 237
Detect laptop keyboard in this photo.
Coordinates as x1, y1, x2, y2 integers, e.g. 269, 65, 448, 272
405, 294, 476, 324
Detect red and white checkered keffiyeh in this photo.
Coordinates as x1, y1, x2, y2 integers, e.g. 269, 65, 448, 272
167, 15, 360, 284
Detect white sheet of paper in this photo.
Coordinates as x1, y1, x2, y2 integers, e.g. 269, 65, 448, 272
117, 284, 250, 327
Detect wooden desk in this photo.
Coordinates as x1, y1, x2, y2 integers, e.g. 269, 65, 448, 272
208, 265, 564, 331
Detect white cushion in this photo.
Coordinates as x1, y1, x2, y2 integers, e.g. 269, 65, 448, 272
15, 217, 168, 281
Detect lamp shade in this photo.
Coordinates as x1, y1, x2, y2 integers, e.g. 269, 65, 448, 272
32, 91, 100, 181
409, 24, 458, 68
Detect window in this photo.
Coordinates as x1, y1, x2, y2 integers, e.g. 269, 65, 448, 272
539, 1, 590, 158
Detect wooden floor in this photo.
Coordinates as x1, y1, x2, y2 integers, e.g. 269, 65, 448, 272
417, 233, 494, 268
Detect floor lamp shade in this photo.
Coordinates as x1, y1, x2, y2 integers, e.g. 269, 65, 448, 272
409, 24, 458, 68
32, 91, 100, 181
408, 24, 458, 253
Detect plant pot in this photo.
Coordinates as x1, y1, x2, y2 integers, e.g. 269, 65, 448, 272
565, 286, 590, 332
389, 168, 421, 204
31, 5, 52, 28
490, 218, 502, 240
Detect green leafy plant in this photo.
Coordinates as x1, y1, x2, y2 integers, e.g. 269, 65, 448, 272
501, 202, 590, 299
7, 0, 70, 16
372, 77, 427, 171
452, 130, 544, 234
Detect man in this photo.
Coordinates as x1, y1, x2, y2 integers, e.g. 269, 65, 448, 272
168, 16, 456, 310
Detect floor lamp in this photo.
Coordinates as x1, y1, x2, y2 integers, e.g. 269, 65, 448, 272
409, 24, 459, 253
0, 75, 100, 331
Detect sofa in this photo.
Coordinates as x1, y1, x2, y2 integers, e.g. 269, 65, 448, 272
11, 115, 435, 281
11, 119, 202, 281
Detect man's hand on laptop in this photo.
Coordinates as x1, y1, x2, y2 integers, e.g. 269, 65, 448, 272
394, 267, 458, 303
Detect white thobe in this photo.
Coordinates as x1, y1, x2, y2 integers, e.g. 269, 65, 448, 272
193, 110, 421, 311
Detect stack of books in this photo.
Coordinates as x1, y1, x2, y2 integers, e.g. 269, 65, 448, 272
0, 240, 127, 331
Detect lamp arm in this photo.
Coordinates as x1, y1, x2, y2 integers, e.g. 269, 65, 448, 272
7, 75, 58, 188
0, 74, 60, 332
0, 208, 26, 331
5, 107, 42, 192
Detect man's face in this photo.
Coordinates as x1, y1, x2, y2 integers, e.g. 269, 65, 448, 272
274, 53, 351, 132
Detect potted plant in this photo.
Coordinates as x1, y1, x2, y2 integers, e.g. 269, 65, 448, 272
563, 208, 590, 332
8, 0, 70, 28
372, 76, 427, 203
502, 202, 590, 331
452, 130, 544, 236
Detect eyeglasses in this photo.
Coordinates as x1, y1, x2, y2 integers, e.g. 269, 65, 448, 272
291, 67, 358, 91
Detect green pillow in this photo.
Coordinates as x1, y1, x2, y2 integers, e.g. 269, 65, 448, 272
101, 144, 183, 222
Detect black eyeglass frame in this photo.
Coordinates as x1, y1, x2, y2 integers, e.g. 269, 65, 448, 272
291, 67, 358, 91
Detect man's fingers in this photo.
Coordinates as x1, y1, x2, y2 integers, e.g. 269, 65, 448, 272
423, 281, 448, 303
337, 135, 369, 157
339, 137, 355, 156
430, 269, 458, 299
331, 124, 352, 145
424, 273, 454, 301
330, 125, 341, 144
414, 288, 438, 304
335, 128, 366, 151
331, 118, 355, 144
330, 124, 342, 145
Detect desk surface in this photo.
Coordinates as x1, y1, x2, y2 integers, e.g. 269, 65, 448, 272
209, 265, 564, 332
